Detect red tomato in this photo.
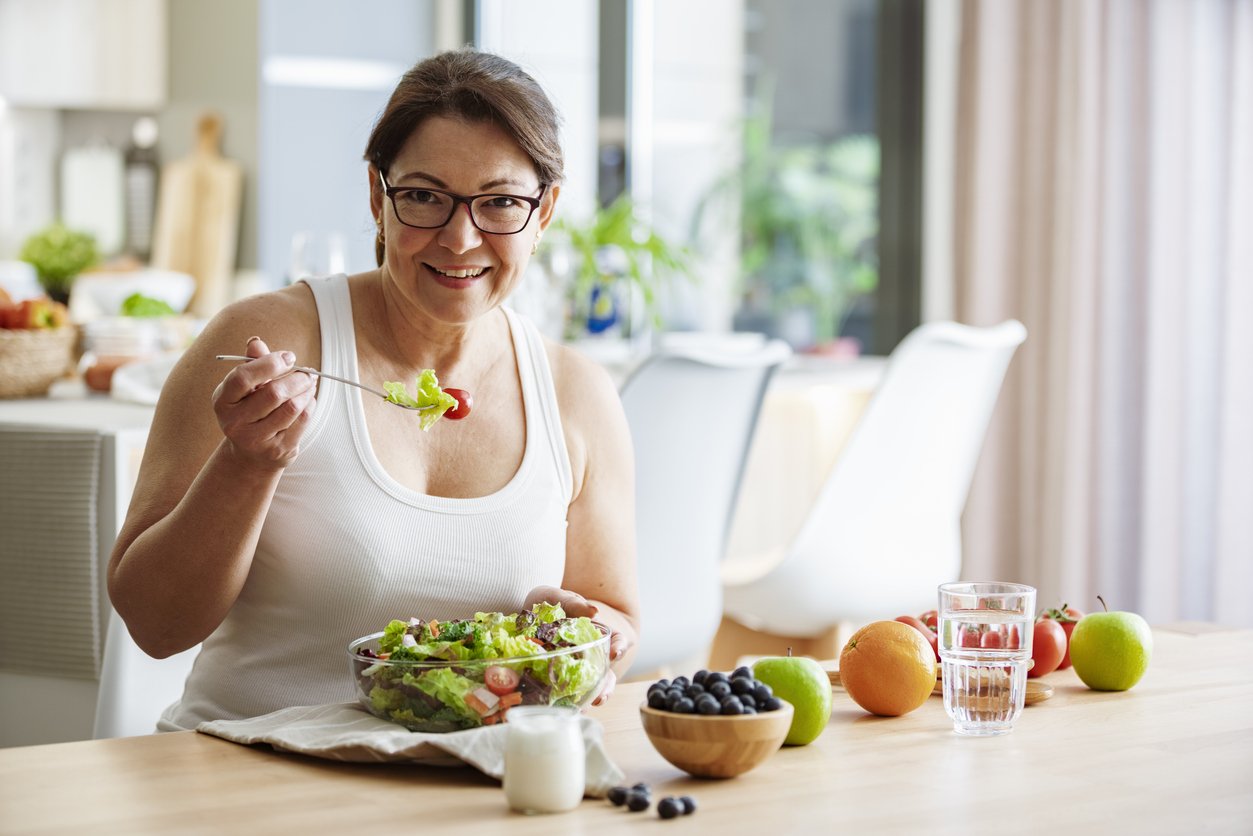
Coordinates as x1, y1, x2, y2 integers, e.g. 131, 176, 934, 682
1006, 626, 1021, 649
959, 627, 982, 648
1029, 618, 1067, 678
918, 610, 938, 632
1042, 604, 1084, 669
484, 665, 520, 696
979, 630, 1005, 649
442, 388, 473, 420
894, 615, 939, 661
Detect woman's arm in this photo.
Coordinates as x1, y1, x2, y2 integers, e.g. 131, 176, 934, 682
107, 288, 318, 658
539, 345, 641, 702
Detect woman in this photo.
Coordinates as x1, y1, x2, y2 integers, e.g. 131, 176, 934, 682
107, 49, 640, 730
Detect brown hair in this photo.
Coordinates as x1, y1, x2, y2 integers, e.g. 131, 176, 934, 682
364, 49, 565, 265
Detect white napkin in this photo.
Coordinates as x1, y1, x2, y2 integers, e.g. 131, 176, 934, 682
196, 703, 625, 797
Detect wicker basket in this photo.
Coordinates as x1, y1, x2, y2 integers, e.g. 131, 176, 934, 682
0, 327, 78, 398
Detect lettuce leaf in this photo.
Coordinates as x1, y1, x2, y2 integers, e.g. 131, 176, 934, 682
557, 618, 604, 647
529, 601, 566, 625
382, 369, 458, 431
409, 668, 480, 723
379, 619, 410, 655
549, 655, 601, 701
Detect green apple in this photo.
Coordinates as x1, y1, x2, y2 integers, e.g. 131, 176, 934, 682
752, 652, 833, 745
1068, 596, 1153, 691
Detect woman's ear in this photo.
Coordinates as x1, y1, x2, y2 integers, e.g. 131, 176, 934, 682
368, 164, 384, 222
537, 183, 561, 232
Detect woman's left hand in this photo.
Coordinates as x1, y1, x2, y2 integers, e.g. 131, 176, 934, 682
523, 584, 633, 706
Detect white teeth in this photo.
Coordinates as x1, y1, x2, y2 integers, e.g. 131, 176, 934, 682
434, 267, 485, 279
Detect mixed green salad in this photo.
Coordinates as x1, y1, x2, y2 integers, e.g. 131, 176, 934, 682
382, 369, 458, 430
352, 603, 607, 732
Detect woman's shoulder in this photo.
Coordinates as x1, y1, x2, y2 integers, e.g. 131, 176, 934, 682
198, 283, 321, 361
543, 339, 621, 419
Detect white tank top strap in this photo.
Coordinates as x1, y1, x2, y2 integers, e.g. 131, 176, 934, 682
503, 305, 573, 506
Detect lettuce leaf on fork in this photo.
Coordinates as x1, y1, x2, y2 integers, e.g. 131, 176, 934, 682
382, 369, 458, 430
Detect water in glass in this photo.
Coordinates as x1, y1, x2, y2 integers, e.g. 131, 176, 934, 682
938, 583, 1036, 736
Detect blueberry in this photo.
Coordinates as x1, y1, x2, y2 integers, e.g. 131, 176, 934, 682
627, 791, 650, 812
696, 694, 720, 715
753, 683, 773, 702
632, 782, 650, 795
762, 696, 784, 712
693, 669, 709, 686
657, 797, 683, 819
686, 682, 705, 697
708, 680, 732, 699
671, 675, 690, 690
731, 677, 755, 695
608, 786, 629, 806
674, 697, 695, 714
666, 692, 686, 711
741, 705, 757, 714
648, 690, 668, 709
654, 678, 670, 690
680, 796, 697, 815
739, 693, 757, 710
732, 665, 753, 680
705, 671, 729, 686
720, 697, 744, 715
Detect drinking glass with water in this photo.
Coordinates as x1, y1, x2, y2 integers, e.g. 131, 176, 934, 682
937, 582, 1036, 736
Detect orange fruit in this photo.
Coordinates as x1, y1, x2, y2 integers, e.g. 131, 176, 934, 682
839, 620, 938, 716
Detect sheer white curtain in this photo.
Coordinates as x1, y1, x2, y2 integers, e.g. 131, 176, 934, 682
950, 0, 1253, 627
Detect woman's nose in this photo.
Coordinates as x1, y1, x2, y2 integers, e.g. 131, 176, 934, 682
436, 203, 482, 254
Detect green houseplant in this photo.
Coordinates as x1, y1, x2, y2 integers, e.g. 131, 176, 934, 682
19, 223, 99, 304
695, 103, 879, 348
548, 194, 694, 340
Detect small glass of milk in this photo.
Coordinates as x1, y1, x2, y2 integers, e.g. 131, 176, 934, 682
503, 706, 585, 814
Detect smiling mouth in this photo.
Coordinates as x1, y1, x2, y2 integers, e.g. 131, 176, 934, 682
428, 265, 487, 279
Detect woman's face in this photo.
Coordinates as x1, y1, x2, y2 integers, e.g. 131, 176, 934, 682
370, 115, 558, 326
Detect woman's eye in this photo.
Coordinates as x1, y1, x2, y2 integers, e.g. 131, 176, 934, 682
399, 189, 439, 205
485, 196, 520, 209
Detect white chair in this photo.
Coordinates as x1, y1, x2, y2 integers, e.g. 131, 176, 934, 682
721, 320, 1027, 637
92, 608, 199, 738
622, 334, 792, 678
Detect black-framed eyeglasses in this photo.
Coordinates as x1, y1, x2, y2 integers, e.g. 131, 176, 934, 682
378, 170, 545, 235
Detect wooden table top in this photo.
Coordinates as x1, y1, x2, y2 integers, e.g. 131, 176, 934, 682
2, 625, 1251, 835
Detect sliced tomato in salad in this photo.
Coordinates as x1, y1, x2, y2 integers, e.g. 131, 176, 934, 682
484, 664, 521, 696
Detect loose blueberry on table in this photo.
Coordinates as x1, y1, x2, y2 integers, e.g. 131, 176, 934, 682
607, 783, 697, 820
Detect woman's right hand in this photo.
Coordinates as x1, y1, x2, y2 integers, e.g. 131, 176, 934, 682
212, 336, 316, 470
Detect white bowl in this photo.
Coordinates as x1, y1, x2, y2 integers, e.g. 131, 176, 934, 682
69, 269, 196, 321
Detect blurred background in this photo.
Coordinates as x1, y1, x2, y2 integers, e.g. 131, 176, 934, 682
0, 0, 1249, 684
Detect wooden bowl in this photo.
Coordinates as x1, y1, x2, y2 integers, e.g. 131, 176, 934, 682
639, 701, 794, 778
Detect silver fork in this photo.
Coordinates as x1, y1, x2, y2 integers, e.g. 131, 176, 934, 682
215, 354, 435, 411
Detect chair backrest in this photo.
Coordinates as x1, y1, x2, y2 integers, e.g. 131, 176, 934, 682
92, 608, 199, 738
722, 320, 1026, 636
621, 335, 792, 677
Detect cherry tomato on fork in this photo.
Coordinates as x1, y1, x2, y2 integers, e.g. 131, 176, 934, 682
442, 388, 473, 420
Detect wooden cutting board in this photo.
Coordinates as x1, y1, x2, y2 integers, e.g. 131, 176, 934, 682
150, 113, 242, 318
828, 669, 1054, 705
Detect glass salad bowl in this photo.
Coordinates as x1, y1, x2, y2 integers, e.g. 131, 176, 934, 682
347, 608, 611, 733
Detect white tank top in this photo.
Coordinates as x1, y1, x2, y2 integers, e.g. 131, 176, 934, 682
161, 275, 572, 730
